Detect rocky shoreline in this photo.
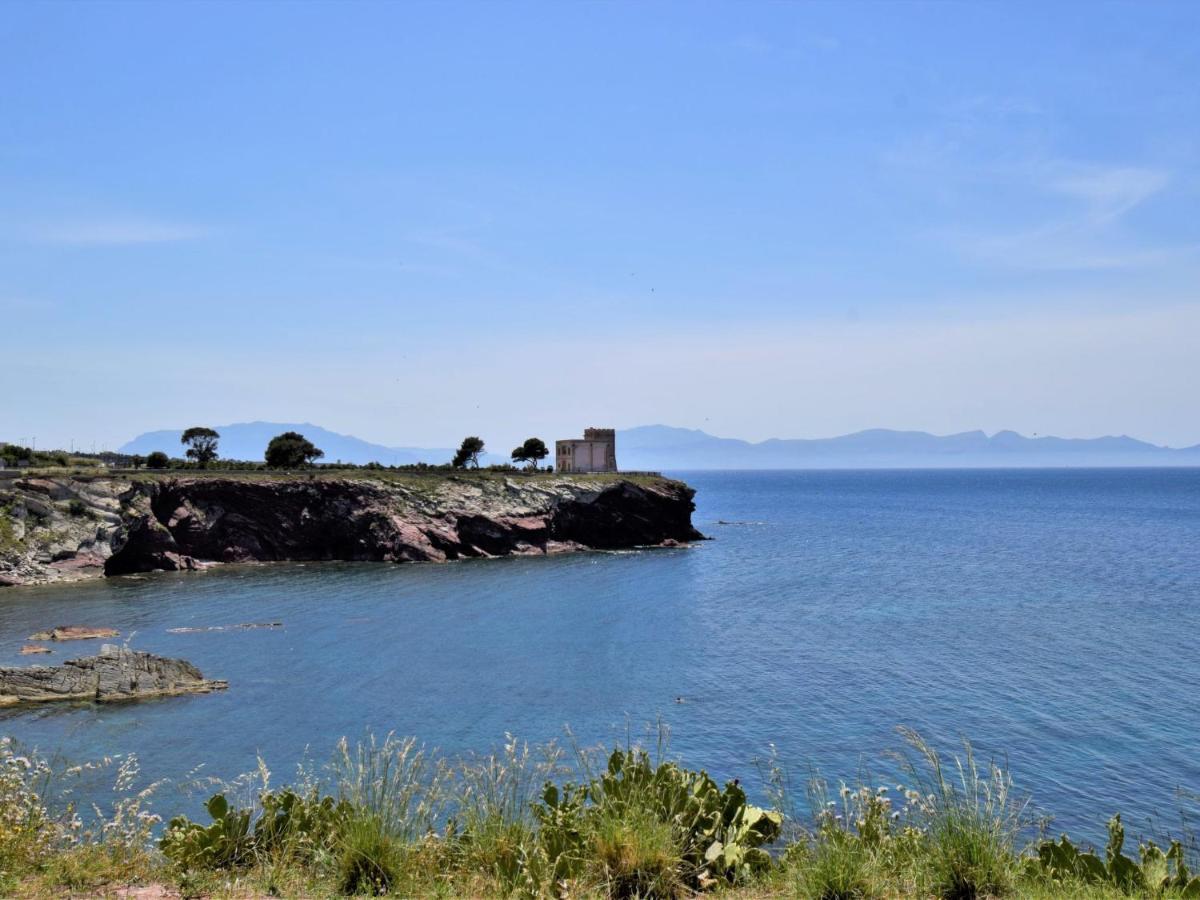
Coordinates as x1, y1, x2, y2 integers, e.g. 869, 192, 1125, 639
0, 644, 227, 706
0, 473, 702, 587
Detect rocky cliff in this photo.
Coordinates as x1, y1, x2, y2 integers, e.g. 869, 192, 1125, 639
0, 473, 701, 586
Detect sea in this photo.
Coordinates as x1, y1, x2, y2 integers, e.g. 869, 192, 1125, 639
2, 468, 1198, 843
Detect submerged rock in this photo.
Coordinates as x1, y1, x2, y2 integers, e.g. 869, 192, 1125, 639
166, 621, 282, 633
27, 626, 120, 642
20, 645, 52, 655
0, 645, 227, 706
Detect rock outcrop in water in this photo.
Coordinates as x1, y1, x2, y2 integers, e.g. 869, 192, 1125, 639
0, 645, 227, 706
27, 626, 120, 641
0, 473, 702, 585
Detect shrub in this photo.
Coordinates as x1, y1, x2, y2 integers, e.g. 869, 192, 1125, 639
67, 498, 88, 517
146, 451, 170, 469
0, 738, 57, 888
161, 793, 255, 870
331, 733, 448, 843
528, 744, 781, 896
897, 728, 1026, 899
0, 509, 21, 555
788, 832, 876, 900
590, 807, 682, 898
160, 787, 350, 875
1026, 813, 1200, 895
336, 813, 401, 896
255, 788, 350, 862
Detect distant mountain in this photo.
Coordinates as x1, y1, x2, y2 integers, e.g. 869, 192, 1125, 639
119, 422, 486, 466
120, 422, 1200, 469
617, 425, 1200, 470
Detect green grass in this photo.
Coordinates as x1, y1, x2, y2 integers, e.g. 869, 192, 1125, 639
0, 505, 22, 556
3, 729, 1196, 899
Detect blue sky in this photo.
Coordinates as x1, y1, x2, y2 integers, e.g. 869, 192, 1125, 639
3, 0, 1198, 452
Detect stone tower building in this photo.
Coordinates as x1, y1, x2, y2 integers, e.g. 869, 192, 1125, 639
555, 428, 617, 473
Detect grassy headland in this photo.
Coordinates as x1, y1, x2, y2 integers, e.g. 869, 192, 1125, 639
1, 727, 1195, 899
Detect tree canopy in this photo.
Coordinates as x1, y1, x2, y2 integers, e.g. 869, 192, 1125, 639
181, 427, 220, 467
0, 445, 36, 467
452, 436, 485, 469
511, 437, 549, 468
146, 451, 170, 469
264, 431, 324, 468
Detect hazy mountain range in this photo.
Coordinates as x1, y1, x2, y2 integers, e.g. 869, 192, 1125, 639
120, 422, 471, 467
120, 422, 1200, 469
617, 425, 1200, 469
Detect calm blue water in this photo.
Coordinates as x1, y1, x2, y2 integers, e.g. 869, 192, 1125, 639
2, 469, 1198, 841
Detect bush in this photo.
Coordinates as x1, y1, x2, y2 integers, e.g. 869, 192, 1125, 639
336, 814, 401, 896
160, 788, 351, 876
450, 734, 564, 890
897, 729, 1025, 899
0, 738, 57, 888
14, 727, 1200, 900
789, 832, 876, 900
331, 733, 447, 843
146, 451, 170, 469
161, 794, 255, 870
528, 744, 781, 895
1025, 814, 1200, 895
589, 807, 682, 898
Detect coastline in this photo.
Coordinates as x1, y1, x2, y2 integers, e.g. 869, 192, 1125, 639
0, 471, 702, 588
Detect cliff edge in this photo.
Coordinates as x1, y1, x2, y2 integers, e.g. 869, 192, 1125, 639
0, 472, 702, 586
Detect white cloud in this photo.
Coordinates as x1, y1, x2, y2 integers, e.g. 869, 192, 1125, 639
932, 161, 1189, 271
946, 222, 1191, 271
21, 217, 209, 245
1046, 163, 1169, 221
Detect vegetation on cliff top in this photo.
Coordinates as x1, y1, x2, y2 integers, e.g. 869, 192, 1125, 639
1, 726, 1196, 899
264, 431, 325, 469
452, 436, 487, 469
180, 428, 221, 469
4, 430, 571, 476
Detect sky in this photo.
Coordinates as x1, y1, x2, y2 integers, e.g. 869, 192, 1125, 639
2, 0, 1198, 453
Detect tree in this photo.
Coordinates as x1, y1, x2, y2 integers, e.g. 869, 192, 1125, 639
146, 451, 170, 469
0, 445, 33, 466
129, 454, 146, 470
181, 427, 220, 468
265, 431, 325, 468
511, 437, 549, 469
452, 436, 485, 469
